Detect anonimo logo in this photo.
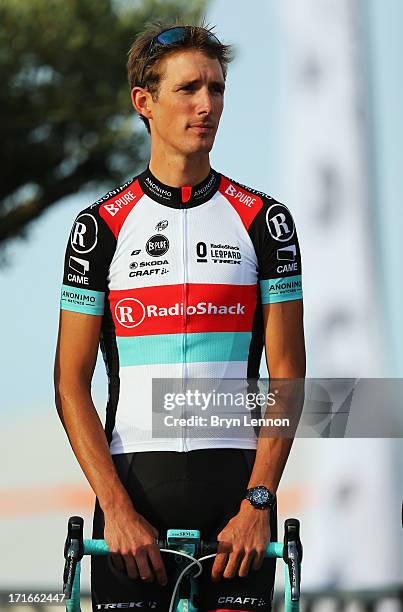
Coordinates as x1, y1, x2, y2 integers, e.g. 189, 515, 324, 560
114, 298, 246, 328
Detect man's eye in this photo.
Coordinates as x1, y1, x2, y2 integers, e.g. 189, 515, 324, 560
210, 84, 224, 94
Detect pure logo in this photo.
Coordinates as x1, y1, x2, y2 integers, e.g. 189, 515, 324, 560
266, 204, 295, 242
225, 183, 257, 208
104, 190, 137, 217
70, 214, 98, 254
146, 234, 169, 257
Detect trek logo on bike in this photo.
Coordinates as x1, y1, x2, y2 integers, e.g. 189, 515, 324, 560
95, 602, 158, 609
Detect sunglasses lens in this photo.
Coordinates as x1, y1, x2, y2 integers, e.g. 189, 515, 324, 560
156, 27, 188, 46
155, 27, 221, 49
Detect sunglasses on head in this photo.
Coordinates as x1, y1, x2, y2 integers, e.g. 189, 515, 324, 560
139, 26, 221, 86
148, 26, 221, 56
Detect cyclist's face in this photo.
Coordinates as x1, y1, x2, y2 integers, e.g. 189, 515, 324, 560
148, 49, 225, 157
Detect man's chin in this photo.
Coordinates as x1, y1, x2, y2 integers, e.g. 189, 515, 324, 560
187, 136, 216, 155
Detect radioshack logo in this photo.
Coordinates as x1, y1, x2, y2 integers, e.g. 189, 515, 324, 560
104, 190, 137, 217
225, 183, 257, 208
115, 299, 246, 328
70, 214, 98, 254
266, 203, 295, 242
115, 298, 146, 328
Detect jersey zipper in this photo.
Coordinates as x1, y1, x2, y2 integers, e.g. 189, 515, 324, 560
181, 204, 188, 452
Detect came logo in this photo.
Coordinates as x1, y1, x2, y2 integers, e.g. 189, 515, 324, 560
266, 203, 295, 242
115, 298, 146, 328
146, 234, 169, 257
68, 256, 90, 285
277, 244, 298, 273
70, 214, 98, 254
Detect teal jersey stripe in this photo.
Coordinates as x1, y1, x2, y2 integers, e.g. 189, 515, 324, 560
117, 331, 252, 367
260, 275, 303, 304
60, 284, 105, 315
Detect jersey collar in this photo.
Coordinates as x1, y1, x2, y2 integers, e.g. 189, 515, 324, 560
138, 166, 220, 208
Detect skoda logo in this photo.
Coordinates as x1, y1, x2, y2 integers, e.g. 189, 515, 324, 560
146, 234, 169, 257
129, 261, 138, 270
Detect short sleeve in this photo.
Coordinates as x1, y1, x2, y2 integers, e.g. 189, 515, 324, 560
60, 205, 116, 315
250, 200, 303, 304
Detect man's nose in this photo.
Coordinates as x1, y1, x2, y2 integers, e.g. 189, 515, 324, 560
196, 88, 213, 114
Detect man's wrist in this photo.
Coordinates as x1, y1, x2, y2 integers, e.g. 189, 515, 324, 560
98, 483, 134, 514
239, 498, 270, 514
243, 485, 276, 511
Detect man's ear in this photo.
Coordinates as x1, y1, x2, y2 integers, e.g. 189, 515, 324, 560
131, 87, 153, 119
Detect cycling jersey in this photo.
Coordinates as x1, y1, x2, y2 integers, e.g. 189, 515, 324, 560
60, 166, 302, 454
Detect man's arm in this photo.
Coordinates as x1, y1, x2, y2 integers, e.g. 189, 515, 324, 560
211, 299, 305, 582
242, 298, 306, 494
54, 310, 129, 509
54, 309, 168, 586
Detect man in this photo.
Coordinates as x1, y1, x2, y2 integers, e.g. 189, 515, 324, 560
54, 22, 305, 612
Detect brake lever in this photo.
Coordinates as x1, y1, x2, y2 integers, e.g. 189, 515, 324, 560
63, 516, 84, 598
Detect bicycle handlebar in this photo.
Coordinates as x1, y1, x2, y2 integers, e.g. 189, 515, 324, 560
63, 517, 302, 606
80, 538, 284, 558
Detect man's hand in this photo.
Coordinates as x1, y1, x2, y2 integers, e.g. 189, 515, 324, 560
211, 500, 270, 581
103, 500, 168, 586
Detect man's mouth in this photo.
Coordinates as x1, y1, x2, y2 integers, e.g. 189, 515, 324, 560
188, 123, 215, 134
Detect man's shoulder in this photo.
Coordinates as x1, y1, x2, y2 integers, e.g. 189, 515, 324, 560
217, 172, 289, 231
219, 173, 275, 203
70, 173, 145, 237
218, 172, 287, 211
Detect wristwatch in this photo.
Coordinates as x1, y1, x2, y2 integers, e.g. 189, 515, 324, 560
245, 486, 276, 510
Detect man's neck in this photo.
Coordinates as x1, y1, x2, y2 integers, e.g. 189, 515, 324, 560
148, 150, 211, 187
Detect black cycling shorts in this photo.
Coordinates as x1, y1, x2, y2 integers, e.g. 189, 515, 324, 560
91, 448, 277, 611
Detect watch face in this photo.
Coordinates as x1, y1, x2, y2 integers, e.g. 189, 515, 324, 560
253, 486, 270, 504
